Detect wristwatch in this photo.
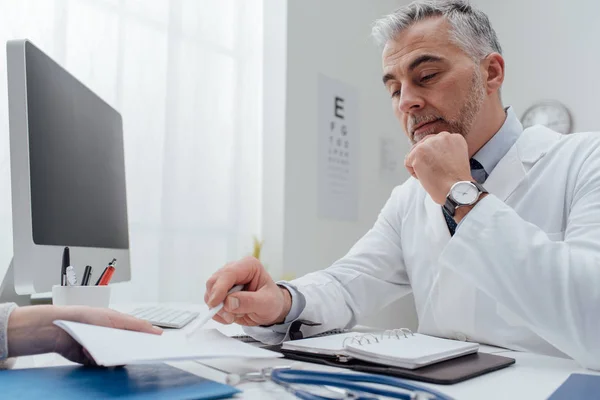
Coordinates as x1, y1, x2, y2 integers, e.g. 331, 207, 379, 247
443, 181, 488, 217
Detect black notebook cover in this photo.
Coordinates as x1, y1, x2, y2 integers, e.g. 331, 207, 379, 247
265, 345, 515, 385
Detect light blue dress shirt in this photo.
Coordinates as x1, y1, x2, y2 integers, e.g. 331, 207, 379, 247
260, 106, 523, 337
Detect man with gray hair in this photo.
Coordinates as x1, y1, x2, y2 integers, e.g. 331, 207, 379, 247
205, 0, 600, 370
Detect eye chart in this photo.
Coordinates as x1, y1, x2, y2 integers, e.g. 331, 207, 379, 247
379, 136, 405, 183
317, 74, 359, 221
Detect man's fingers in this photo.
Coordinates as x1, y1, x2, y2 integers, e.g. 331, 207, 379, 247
207, 271, 238, 307
405, 133, 440, 179
223, 291, 266, 315
405, 151, 418, 178
214, 311, 262, 327
211, 313, 260, 327
207, 259, 259, 307
420, 133, 442, 143
234, 315, 260, 326
212, 313, 229, 325
216, 309, 235, 324
405, 140, 420, 166
214, 312, 258, 326
204, 261, 236, 303
205, 275, 218, 303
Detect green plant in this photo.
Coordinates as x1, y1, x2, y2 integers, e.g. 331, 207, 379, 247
252, 236, 263, 260
249, 236, 296, 281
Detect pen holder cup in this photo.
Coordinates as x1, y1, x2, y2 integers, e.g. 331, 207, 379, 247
52, 285, 111, 308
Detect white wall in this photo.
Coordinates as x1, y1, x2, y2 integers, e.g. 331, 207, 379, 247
262, 0, 418, 330
472, 0, 600, 132
261, 0, 287, 286
264, 0, 600, 332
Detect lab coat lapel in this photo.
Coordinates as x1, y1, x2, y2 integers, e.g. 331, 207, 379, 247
482, 143, 525, 202
484, 125, 562, 201
424, 194, 451, 246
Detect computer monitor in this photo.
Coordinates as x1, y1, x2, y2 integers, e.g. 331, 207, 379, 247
2, 39, 131, 300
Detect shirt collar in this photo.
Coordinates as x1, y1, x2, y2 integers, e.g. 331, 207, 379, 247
472, 106, 523, 175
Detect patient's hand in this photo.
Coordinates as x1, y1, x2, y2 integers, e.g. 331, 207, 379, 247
7, 305, 163, 365
205, 256, 292, 327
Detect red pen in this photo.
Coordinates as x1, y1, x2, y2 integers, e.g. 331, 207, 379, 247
98, 265, 115, 285
98, 258, 116, 286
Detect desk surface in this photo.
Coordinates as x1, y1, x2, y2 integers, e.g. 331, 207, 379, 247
189, 348, 598, 400
12, 302, 600, 399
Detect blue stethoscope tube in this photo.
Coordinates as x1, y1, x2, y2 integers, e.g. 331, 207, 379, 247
270, 369, 454, 400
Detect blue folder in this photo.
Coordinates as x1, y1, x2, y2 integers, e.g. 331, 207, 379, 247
0, 363, 240, 399
547, 373, 600, 400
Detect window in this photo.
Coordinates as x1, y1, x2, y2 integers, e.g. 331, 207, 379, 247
0, 0, 263, 302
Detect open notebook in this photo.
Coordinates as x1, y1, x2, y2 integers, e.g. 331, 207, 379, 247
282, 330, 479, 369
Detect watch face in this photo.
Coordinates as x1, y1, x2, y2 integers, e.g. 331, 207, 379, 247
451, 181, 479, 205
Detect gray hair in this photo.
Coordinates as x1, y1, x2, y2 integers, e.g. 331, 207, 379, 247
371, 0, 502, 61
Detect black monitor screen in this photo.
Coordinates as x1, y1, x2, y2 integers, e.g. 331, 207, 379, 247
25, 42, 129, 249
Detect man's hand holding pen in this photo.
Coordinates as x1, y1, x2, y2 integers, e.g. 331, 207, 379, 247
204, 257, 292, 326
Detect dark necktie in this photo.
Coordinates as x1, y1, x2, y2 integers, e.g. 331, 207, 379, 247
443, 159, 488, 236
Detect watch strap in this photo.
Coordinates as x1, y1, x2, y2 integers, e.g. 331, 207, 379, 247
472, 181, 488, 195
443, 196, 458, 217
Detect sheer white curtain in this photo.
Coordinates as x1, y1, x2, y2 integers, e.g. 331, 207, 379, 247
0, 0, 263, 303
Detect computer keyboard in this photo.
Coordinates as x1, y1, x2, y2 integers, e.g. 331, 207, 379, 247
129, 306, 199, 329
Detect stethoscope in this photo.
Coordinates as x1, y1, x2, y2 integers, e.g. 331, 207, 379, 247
224, 366, 454, 400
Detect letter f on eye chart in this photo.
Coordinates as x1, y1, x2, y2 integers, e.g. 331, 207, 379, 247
187, 285, 244, 339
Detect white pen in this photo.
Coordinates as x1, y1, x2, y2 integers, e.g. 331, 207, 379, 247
186, 284, 244, 339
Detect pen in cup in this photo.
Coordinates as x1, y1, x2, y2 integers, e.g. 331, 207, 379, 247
186, 284, 244, 339
81, 265, 93, 286
61, 247, 70, 286
65, 266, 77, 286
98, 266, 115, 286
95, 258, 116, 286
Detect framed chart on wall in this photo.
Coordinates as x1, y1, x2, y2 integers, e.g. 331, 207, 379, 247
317, 74, 359, 221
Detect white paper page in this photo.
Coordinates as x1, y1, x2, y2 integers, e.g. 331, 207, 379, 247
214, 323, 249, 338
54, 320, 282, 367
282, 332, 358, 355
193, 318, 249, 338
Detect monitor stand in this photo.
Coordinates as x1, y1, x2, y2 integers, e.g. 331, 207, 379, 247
0, 259, 52, 306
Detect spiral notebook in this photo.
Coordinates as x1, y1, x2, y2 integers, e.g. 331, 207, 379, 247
282, 330, 479, 370
230, 328, 348, 343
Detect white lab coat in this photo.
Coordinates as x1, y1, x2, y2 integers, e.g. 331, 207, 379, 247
284, 124, 600, 370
